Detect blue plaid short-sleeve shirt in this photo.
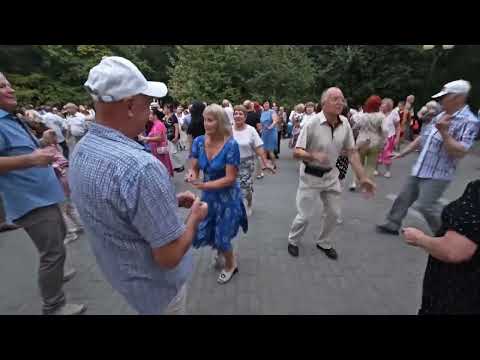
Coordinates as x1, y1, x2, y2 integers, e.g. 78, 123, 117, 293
69, 123, 193, 314
412, 105, 480, 180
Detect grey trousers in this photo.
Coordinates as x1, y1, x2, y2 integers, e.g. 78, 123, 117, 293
385, 176, 450, 234
0, 193, 6, 225
14, 205, 67, 314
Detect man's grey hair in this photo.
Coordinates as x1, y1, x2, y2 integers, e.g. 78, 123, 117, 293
425, 100, 442, 113
320, 87, 341, 107
382, 98, 394, 109
222, 99, 231, 107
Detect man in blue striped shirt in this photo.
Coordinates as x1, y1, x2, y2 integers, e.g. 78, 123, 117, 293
69, 57, 208, 314
377, 80, 480, 236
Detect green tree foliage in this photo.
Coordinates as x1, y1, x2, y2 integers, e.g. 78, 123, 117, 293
307, 45, 430, 107
168, 45, 316, 107
0, 45, 152, 106
1, 45, 479, 111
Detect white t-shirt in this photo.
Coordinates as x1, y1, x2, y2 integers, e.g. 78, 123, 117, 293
176, 113, 185, 126
224, 106, 235, 126
41, 112, 66, 143
382, 110, 401, 138
232, 125, 264, 159
67, 112, 87, 137
300, 113, 316, 128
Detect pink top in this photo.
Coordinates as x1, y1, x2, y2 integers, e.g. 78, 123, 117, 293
148, 120, 168, 152
147, 120, 174, 176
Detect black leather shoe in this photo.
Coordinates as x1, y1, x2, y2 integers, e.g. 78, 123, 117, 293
288, 244, 299, 257
316, 245, 338, 260
376, 224, 399, 236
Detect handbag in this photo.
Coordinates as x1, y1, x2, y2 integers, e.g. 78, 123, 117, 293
157, 145, 169, 155
168, 140, 178, 155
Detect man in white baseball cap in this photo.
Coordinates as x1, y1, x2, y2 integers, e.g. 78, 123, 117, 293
377, 79, 480, 237
69, 57, 208, 314
84, 56, 168, 102
431, 79, 471, 99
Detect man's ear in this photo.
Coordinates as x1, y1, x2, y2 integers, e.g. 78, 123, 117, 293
123, 97, 135, 118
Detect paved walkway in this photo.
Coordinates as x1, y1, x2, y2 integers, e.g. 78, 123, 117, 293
1, 140, 478, 314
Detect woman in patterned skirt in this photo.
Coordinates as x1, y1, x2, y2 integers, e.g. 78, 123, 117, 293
232, 105, 275, 217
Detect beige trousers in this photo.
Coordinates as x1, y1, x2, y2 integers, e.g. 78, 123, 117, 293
288, 179, 341, 250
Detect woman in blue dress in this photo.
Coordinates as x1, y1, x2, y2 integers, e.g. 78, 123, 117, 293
188, 104, 248, 284
260, 101, 280, 169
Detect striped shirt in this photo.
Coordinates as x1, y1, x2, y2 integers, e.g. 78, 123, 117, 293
69, 123, 192, 314
412, 105, 480, 181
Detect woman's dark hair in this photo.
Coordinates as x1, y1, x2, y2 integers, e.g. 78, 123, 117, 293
188, 101, 206, 138
164, 103, 175, 113
152, 108, 165, 121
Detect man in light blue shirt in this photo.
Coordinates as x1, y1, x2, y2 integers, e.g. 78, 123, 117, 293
377, 80, 480, 236
0, 72, 86, 315
70, 56, 208, 314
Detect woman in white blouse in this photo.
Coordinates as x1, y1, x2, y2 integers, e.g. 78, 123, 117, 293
232, 105, 275, 216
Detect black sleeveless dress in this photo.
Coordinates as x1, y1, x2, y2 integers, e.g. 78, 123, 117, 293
419, 180, 480, 314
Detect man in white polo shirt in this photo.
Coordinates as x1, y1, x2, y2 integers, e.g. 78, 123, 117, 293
287, 87, 376, 260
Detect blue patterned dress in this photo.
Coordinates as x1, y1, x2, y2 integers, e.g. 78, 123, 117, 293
260, 109, 278, 152
191, 136, 248, 252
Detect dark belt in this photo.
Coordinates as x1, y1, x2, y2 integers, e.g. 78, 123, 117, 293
303, 162, 332, 178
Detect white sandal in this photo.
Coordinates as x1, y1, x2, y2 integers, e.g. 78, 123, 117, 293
217, 268, 239, 284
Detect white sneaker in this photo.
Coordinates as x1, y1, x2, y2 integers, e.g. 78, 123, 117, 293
64, 232, 79, 245
72, 226, 84, 234
63, 268, 77, 283
384, 171, 392, 178
373, 170, 379, 176
49, 303, 87, 316
349, 182, 357, 191
337, 217, 344, 225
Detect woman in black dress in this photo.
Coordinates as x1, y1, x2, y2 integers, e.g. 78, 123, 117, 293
187, 101, 206, 142
403, 180, 480, 314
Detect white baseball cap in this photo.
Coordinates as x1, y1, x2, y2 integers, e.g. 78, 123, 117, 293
84, 56, 168, 102
432, 79, 471, 99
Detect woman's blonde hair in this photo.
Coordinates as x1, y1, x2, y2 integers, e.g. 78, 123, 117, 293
295, 103, 305, 113
203, 104, 232, 136
233, 105, 248, 115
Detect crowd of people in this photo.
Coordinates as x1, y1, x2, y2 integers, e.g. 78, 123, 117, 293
1, 55, 480, 315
